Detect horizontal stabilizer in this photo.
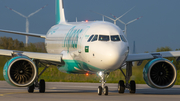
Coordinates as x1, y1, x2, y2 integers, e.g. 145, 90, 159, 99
0, 29, 46, 38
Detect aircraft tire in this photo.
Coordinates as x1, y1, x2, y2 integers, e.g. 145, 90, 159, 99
104, 86, 108, 95
118, 80, 125, 93
129, 80, 136, 94
98, 86, 102, 95
39, 79, 45, 93
28, 83, 34, 93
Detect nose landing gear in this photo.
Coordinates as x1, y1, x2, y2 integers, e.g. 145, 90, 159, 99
97, 71, 109, 95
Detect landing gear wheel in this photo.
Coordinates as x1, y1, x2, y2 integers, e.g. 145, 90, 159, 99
129, 80, 136, 93
103, 86, 108, 95
39, 79, 45, 93
118, 80, 125, 93
98, 86, 102, 95
28, 83, 34, 93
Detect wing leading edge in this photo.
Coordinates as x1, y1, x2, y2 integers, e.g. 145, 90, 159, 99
0, 29, 46, 38
0, 49, 62, 62
126, 51, 180, 61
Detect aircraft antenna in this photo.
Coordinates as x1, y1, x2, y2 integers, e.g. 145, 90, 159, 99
102, 16, 104, 21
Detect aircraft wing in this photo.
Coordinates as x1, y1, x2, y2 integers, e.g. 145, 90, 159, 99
0, 49, 62, 64
126, 51, 180, 61
0, 29, 46, 38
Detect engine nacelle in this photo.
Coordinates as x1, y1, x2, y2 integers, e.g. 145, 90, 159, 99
143, 58, 177, 89
3, 56, 37, 87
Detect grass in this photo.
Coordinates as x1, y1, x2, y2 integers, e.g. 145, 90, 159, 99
39, 65, 180, 85
0, 56, 10, 80
1, 63, 180, 85
0, 66, 3, 80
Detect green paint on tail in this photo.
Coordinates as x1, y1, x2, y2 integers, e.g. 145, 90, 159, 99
56, 0, 61, 24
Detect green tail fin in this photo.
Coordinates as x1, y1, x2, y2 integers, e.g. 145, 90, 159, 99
56, 0, 66, 24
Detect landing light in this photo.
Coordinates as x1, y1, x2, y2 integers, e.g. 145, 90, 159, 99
86, 73, 89, 76
85, 20, 88, 22
98, 72, 103, 77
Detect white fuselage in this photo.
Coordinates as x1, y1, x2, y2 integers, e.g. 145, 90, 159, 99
45, 21, 129, 73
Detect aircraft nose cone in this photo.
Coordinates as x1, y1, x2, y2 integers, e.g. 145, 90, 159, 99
87, 42, 128, 71
103, 47, 122, 67
96, 43, 128, 70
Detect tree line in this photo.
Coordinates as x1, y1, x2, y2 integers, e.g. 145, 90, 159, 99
0, 36, 46, 71
0, 36, 46, 52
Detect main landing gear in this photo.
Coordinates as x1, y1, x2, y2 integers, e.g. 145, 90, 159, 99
28, 60, 48, 93
118, 61, 136, 94
97, 71, 108, 95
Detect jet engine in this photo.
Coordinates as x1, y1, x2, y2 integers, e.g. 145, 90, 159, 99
143, 58, 176, 89
3, 56, 37, 87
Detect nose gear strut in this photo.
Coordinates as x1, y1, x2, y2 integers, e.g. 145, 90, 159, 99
97, 71, 108, 95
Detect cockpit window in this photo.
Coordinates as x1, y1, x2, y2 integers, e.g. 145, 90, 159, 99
91, 35, 98, 42
88, 35, 121, 42
87, 35, 94, 42
120, 35, 127, 42
99, 35, 109, 41
111, 35, 120, 41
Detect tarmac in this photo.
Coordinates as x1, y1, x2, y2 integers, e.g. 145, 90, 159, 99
1, 81, 180, 101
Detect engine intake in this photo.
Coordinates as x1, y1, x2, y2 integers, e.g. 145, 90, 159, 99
3, 56, 37, 87
143, 58, 176, 89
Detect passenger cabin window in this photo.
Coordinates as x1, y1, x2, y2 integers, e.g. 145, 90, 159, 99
91, 35, 98, 42
120, 35, 127, 42
87, 35, 94, 42
99, 35, 109, 41
111, 35, 120, 41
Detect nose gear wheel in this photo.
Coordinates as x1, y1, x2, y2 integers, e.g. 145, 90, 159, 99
97, 71, 109, 95
98, 86, 102, 95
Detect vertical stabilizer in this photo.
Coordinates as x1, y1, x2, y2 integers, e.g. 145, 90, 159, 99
56, 0, 66, 24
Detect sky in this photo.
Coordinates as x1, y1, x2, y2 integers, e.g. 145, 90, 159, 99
0, 0, 180, 53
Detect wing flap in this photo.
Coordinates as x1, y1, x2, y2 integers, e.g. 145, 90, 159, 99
126, 51, 180, 61
0, 29, 46, 38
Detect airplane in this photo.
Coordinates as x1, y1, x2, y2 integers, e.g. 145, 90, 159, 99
0, 0, 180, 96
